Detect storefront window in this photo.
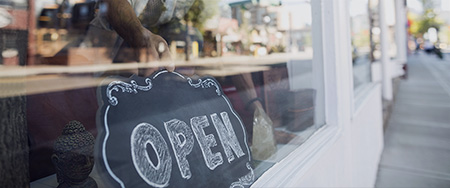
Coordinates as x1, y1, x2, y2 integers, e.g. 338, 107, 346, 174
350, 0, 372, 90
0, 0, 325, 187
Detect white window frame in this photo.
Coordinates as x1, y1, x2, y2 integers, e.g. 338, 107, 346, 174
251, 0, 353, 186
348, 0, 380, 115
352, 0, 395, 116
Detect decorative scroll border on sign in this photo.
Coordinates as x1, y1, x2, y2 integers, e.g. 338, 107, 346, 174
106, 71, 223, 106
106, 78, 152, 106
187, 78, 222, 96
230, 162, 255, 188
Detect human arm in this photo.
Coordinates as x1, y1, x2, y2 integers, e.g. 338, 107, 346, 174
102, 0, 173, 70
232, 73, 264, 112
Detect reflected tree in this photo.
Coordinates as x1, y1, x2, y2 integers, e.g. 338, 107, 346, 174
411, 0, 443, 37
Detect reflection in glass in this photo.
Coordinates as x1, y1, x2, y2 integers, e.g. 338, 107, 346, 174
0, 0, 324, 186
350, 0, 373, 89
385, 0, 397, 59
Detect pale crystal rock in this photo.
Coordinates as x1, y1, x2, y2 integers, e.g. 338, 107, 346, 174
251, 107, 277, 160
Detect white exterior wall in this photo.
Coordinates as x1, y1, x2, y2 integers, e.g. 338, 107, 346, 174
351, 84, 384, 187
252, 0, 386, 187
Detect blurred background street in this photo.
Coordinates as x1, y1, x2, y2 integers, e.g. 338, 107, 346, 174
376, 52, 450, 187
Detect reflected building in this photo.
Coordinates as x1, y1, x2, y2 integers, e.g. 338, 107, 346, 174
0, 0, 35, 66
227, 0, 312, 55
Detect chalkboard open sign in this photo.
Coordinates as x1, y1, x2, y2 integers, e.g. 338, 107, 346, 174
96, 70, 254, 187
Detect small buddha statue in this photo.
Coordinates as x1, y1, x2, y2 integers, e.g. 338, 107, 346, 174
52, 121, 97, 188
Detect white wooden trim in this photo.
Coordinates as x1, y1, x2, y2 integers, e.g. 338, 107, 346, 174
251, 125, 341, 187
325, 0, 353, 127
312, 0, 326, 128
380, 0, 394, 101
353, 82, 381, 118
251, 0, 353, 186
395, 0, 408, 64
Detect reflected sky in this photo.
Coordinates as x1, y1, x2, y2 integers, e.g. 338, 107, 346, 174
407, 0, 424, 12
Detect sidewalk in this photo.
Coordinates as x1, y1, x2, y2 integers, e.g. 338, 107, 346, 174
375, 53, 450, 187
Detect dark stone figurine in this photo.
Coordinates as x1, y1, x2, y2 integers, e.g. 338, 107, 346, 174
52, 121, 97, 188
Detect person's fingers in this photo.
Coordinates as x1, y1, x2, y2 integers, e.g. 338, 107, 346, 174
164, 60, 175, 72
158, 42, 170, 59
155, 39, 175, 72
139, 47, 158, 63
159, 44, 175, 72
133, 47, 141, 63
136, 30, 175, 73
149, 34, 174, 67
145, 45, 151, 62
148, 47, 158, 62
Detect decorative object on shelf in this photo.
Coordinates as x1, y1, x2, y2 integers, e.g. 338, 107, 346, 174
284, 89, 316, 132
251, 106, 277, 160
52, 120, 97, 188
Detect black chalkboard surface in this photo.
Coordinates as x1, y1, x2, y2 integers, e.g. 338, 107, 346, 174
95, 70, 254, 188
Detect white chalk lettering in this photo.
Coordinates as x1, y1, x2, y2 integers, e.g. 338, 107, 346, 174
164, 119, 194, 179
191, 115, 224, 170
211, 112, 245, 163
131, 123, 172, 187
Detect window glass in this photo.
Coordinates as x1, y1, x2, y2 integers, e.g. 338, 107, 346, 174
0, 0, 325, 186
0, 0, 28, 9
350, 0, 373, 89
